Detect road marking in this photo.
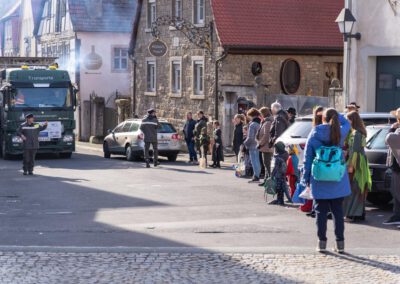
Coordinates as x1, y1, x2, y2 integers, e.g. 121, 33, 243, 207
44, 212, 73, 215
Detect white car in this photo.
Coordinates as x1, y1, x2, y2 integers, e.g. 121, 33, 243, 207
277, 112, 396, 167
103, 119, 182, 161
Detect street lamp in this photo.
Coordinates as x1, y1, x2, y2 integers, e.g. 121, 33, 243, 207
335, 8, 361, 42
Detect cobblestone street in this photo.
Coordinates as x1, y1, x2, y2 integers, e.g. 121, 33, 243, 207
0, 251, 399, 283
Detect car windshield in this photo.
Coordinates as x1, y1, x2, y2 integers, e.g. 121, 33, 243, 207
11, 87, 72, 109
366, 127, 389, 150
158, 123, 176, 134
280, 120, 312, 139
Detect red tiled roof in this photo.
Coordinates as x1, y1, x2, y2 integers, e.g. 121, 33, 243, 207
211, 0, 343, 51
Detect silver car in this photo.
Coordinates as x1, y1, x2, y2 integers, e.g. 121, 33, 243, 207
103, 119, 182, 161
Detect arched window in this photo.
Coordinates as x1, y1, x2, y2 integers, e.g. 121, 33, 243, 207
280, 59, 301, 95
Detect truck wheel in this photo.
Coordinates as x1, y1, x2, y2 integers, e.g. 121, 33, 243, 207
167, 153, 178, 162
103, 142, 111, 159
126, 145, 134, 161
60, 152, 72, 159
367, 192, 393, 206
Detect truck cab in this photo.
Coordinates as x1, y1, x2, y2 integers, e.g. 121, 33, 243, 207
0, 65, 77, 159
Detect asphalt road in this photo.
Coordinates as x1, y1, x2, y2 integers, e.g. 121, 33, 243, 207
0, 145, 399, 254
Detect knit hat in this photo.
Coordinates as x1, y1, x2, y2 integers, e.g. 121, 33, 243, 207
274, 141, 286, 154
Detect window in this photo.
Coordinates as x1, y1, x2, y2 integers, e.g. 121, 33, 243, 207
113, 47, 129, 71
194, 0, 205, 25
280, 59, 301, 95
113, 123, 125, 133
193, 59, 204, 95
171, 59, 181, 94
55, 0, 67, 32
122, 122, 132, 132
147, 0, 156, 28
173, 0, 182, 19
146, 60, 156, 93
130, 123, 139, 132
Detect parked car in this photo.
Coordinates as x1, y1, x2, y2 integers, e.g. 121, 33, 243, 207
103, 119, 182, 161
365, 125, 393, 205
277, 112, 396, 167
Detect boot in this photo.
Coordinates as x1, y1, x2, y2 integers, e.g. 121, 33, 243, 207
146, 160, 150, 168
334, 241, 345, 254
316, 240, 327, 253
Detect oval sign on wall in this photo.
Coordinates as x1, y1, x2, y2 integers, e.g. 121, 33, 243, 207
149, 40, 168, 57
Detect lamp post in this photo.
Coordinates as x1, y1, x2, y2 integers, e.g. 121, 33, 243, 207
336, 8, 361, 108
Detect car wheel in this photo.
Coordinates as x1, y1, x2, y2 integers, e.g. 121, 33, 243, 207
60, 152, 72, 159
167, 154, 178, 162
103, 142, 111, 159
126, 145, 134, 161
367, 192, 393, 206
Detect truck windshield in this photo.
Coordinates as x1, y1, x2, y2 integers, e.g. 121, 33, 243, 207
10, 88, 72, 109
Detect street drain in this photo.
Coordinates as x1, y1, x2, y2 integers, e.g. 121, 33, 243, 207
196, 231, 225, 234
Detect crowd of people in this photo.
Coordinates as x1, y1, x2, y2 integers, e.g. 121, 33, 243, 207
180, 102, 400, 254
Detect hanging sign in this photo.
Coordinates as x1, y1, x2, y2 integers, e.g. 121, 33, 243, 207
149, 40, 168, 57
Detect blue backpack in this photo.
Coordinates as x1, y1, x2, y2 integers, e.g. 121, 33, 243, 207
311, 146, 346, 182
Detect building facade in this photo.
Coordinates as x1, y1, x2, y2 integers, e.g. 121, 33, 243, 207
130, 0, 344, 146
35, 0, 136, 141
0, 1, 21, 57
346, 0, 400, 112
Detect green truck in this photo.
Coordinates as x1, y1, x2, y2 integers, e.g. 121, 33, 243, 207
0, 59, 77, 159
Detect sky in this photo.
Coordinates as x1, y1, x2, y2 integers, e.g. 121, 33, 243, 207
0, 0, 17, 18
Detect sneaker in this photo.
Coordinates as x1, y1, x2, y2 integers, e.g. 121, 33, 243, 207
268, 200, 279, 205
248, 177, 260, 183
333, 241, 345, 254
316, 240, 327, 253
382, 216, 400, 225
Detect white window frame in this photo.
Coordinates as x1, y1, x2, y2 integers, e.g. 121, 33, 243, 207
145, 58, 157, 96
146, 0, 156, 31
193, 0, 205, 26
191, 56, 205, 99
170, 57, 182, 97
112, 46, 129, 72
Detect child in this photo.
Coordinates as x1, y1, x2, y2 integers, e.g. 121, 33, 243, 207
240, 125, 253, 177
211, 121, 224, 168
199, 127, 210, 167
270, 142, 289, 205
286, 144, 300, 197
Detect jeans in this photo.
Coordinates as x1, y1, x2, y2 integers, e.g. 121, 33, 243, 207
249, 149, 261, 178
314, 198, 345, 242
186, 139, 197, 161
262, 152, 273, 178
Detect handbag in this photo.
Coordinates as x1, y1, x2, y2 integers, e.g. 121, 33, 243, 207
299, 187, 314, 200
311, 146, 346, 182
264, 177, 276, 195
292, 182, 306, 204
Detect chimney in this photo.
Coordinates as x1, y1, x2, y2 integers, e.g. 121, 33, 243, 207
85, 0, 103, 18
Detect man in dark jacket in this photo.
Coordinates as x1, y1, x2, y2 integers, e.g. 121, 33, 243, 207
183, 112, 197, 163
17, 114, 48, 175
140, 109, 160, 168
269, 101, 290, 147
194, 111, 208, 158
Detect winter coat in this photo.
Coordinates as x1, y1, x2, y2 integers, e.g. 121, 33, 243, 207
272, 151, 289, 180
303, 114, 351, 200
243, 117, 261, 150
270, 110, 290, 146
17, 122, 47, 150
386, 127, 400, 173
232, 122, 244, 155
183, 119, 196, 141
140, 115, 160, 143
212, 128, 224, 162
256, 117, 273, 153
194, 117, 207, 139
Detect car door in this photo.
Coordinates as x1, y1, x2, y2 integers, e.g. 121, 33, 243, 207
108, 122, 125, 152
118, 122, 132, 151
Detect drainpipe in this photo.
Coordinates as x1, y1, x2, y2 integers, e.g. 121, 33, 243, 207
214, 50, 228, 120
130, 56, 137, 116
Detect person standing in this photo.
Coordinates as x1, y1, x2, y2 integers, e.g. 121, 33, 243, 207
211, 121, 224, 168
17, 114, 48, 175
257, 107, 273, 186
345, 102, 360, 113
383, 108, 400, 226
269, 142, 289, 205
140, 109, 160, 168
303, 108, 351, 253
232, 114, 244, 161
244, 108, 262, 183
194, 111, 208, 159
343, 111, 372, 222
269, 101, 290, 147
183, 112, 197, 163
287, 107, 297, 124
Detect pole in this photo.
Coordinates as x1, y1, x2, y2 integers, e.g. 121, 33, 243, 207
214, 51, 228, 120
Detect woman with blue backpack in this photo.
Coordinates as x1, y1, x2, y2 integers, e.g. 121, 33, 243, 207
303, 108, 351, 253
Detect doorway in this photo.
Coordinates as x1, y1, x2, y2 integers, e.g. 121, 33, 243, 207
376, 56, 400, 112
